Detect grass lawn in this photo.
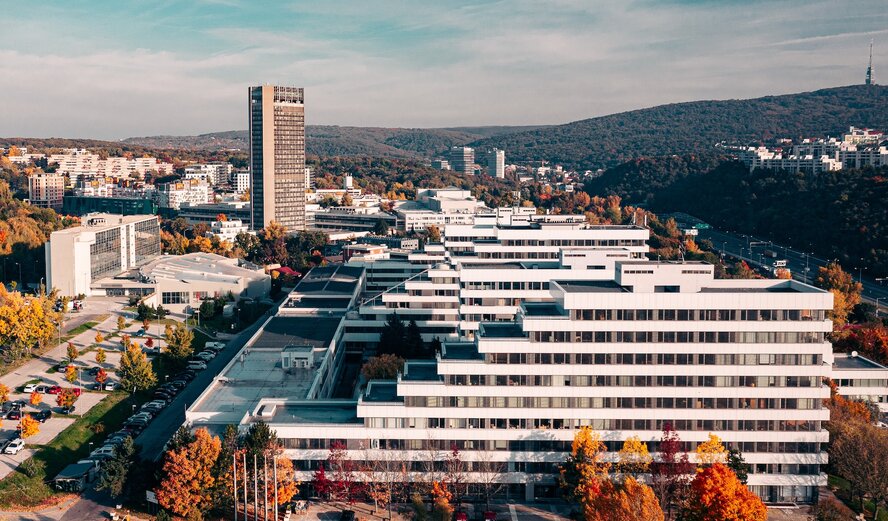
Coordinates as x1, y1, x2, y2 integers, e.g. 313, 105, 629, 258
828, 474, 888, 521
61, 320, 100, 340
0, 391, 134, 508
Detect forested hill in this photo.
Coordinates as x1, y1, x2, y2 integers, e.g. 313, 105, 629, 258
585, 156, 888, 274
471, 85, 888, 169
120, 125, 544, 157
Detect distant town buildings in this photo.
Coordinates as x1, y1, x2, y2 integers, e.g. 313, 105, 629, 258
183, 162, 234, 185
45, 214, 161, 297
207, 219, 250, 242
48, 149, 173, 180
487, 148, 505, 178
178, 200, 251, 225
233, 170, 251, 193
155, 179, 211, 211
431, 159, 451, 171
27, 173, 65, 211
732, 127, 887, 173
249, 85, 306, 231
449, 146, 475, 175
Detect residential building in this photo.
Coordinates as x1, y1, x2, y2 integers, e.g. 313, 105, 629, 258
250, 85, 306, 231
45, 214, 161, 297
178, 201, 251, 225
62, 195, 157, 216
140, 253, 270, 313
431, 159, 451, 171
184, 162, 234, 185
186, 257, 839, 505
342, 244, 389, 262
48, 151, 173, 180
27, 173, 65, 211
487, 148, 505, 178
361, 235, 420, 251
155, 179, 211, 210
234, 170, 251, 193
449, 146, 475, 175
207, 219, 251, 242
311, 206, 397, 234
832, 352, 888, 416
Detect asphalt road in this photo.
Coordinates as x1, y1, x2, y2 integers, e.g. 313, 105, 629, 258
698, 228, 888, 310
135, 304, 279, 461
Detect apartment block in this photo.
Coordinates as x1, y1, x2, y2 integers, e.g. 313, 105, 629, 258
27, 173, 65, 211
449, 146, 475, 175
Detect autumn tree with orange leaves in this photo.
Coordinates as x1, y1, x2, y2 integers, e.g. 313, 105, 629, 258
29, 390, 41, 406
560, 427, 611, 518
586, 477, 664, 521
682, 463, 766, 521
156, 427, 222, 519
19, 415, 39, 439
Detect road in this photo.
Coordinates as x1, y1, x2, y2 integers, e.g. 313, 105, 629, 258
698, 228, 888, 310
135, 302, 280, 460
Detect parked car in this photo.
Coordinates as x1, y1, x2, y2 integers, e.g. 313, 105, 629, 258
32, 410, 52, 423
176, 371, 196, 381
194, 352, 215, 362
340, 510, 356, 521
5, 410, 21, 421
205, 341, 225, 352
87, 367, 101, 376
3, 439, 25, 455
35, 385, 50, 393
22, 383, 38, 393
187, 361, 207, 371
60, 405, 76, 415
89, 445, 115, 458
47, 386, 62, 395
103, 381, 118, 391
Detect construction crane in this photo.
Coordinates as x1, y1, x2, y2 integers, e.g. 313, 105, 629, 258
865, 39, 873, 85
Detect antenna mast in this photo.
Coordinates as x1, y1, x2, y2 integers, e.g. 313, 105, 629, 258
866, 39, 873, 85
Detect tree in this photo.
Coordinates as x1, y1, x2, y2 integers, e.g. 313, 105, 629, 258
830, 420, 888, 517
64, 364, 78, 384
815, 262, 863, 328
404, 319, 428, 358
443, 445, 467, 508
0, 384, 9, 403
361, 354, 405, 380
117, 316, 126, 332
66, 342, 78, 362
19, 415, 39, 439
683, 463, 766, 521
373, 218, 389, 236
156, 428, 222, 519
474, 450, 507, 512
142, 318, 151, 331
95, 367, 108, 385
56, 388, 78, 409
650, 423, 694, 518
341, 192, 354, 206
118, 344, 157, 392
165, 323, 194, 361
29, 390, 41, 406
426, 225, 441, 243
617, 436, 652, 476
320, 441, 363, 503
377, 313, 406, 357
726, 448, 749, 485
97, 436, 136, 498
431, 481, 453, 521
96, 347, 106, 364
94, 332, 104, 344
586, 477, 664, 521
695, 433, 727, 467
560, 427, 610, 516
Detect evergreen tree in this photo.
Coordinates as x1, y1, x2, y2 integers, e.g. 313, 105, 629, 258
97, 436, 136, 498
377, 313, 406, 357
405, 319, 427, 358
727, 448, 749, 485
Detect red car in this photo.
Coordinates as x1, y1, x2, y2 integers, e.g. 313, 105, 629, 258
69, 388, 82, 397
47, 386, 62, 395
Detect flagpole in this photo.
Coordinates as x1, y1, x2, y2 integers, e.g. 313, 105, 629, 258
273, 454, 279, 521
263, 453, 269, 521
233, 452, 238, 521
243, 452, 249, 521
254, 453, 259, 521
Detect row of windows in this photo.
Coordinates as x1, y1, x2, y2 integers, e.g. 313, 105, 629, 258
463, 281, 550, 291
280, 436, 822, 455
486, 352, 823, 366
403, 395, 820, 410
364, 418, 821, 433
161, 291, 189, 305
531, 330, 825, 344
445, 374, 820, 388
571, 309, 825, 322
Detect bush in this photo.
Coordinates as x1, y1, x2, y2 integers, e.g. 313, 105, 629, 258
815, 498, 856, 521
19, 458, 45, 479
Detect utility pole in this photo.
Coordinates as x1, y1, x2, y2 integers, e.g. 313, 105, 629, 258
243, 452, 249, 521
253, 454, 259, 521
273, 455, 279, 521
233, 453, 238, 521
263, 454, 268, 521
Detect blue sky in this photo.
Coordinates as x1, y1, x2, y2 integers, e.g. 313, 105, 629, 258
1, 0, 886, 139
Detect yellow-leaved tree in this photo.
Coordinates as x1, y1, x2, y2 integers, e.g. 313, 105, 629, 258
155, 428, 222, 518
617, 435, 653, 476
696, 433, 727, 468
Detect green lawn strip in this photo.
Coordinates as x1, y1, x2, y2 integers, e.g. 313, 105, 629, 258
0, 391, 135, 508
828, 474, 888, 520
61, 320, 100, 340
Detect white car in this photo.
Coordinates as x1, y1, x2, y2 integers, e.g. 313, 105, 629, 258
187, 361, 207, 371
3, 439, 24, 455
195, 351, 215, 361
22, 383, 37, 393
205, 341, 225, 352
90, 446, 115, 458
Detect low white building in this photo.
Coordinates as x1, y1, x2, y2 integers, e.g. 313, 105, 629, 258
140, 253, 270, 314
184, 162, 234, 186
206, 220, 250, 242
45, 214, 161, 297
155, 179, 211, 210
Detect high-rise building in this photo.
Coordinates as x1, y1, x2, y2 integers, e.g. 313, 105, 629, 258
449, 146, 475, 175
28, 173, 65, 211
487, 148, 505, 178
249, 85, 306, 231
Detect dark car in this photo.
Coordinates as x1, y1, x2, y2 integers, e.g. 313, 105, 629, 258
60, 405, 76, 415
5, 410, 21, 420
32, 410, 52, 423
340, 511, 355, 521
87, 367, 101, 376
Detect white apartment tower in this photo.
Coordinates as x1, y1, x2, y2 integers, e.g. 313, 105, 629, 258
487, 148, 505, 178
449, 146, 475, 175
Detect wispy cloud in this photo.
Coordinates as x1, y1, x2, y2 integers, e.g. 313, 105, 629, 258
0, 0, 884, 138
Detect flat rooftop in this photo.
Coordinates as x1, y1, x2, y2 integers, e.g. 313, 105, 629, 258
441, 342, 484, 361
699, 286, 800, 293
252, 316, 342, 350
479, 322, 526, 338
141, 253, 265, 285
270, 401, 361, 424
556, 280, 628, 293
364, 381, 403, 403
402, 361, 441, 382
833, 354, 887, 370
51, 213, 156, 236
294, 264, 363, 295
522, 302, 566, 317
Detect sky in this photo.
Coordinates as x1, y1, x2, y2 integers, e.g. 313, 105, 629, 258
1, 0, 886, 139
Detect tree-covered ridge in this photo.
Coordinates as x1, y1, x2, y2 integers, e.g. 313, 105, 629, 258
585, 157, 888, 274
471, 85, 888, 169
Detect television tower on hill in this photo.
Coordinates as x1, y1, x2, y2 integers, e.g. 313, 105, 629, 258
865, 39, 873, 85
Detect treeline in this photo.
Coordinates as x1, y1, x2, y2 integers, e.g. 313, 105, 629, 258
471, 85, 888, 169
584, 155, 888, 274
